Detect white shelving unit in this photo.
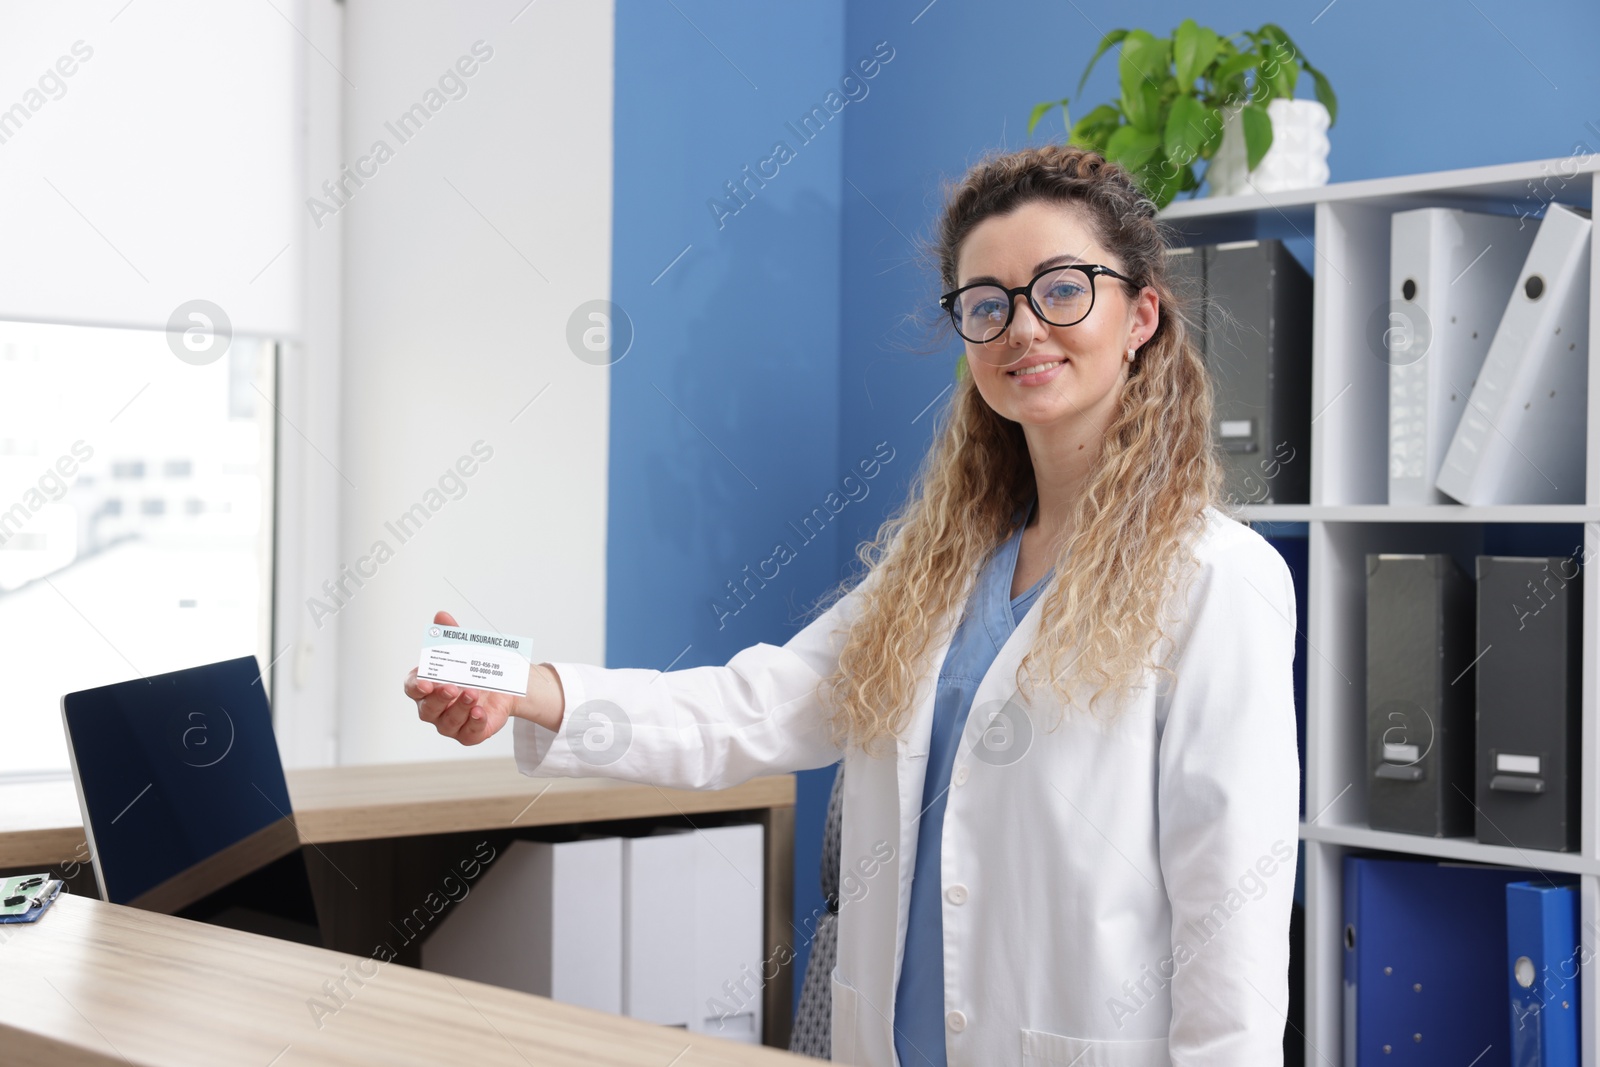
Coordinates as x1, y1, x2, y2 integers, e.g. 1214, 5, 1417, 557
1160, 154, 1600, 1067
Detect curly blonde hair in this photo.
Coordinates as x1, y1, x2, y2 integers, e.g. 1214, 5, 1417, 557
815, 142, 1225, 756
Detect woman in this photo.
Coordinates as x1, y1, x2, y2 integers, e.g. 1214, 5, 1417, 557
404, 143, 1299, 1067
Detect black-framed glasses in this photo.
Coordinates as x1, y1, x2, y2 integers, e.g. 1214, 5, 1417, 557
939, 262, 1137, 355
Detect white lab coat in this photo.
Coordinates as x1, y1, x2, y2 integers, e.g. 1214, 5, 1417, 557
513, 505, 1300, 1067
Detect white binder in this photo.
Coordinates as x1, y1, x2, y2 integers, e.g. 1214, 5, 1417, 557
1387, 208, 1536, 504
622, 823, 765, 1043
622, 829, 697, 1027
420, 837, 623, 1013
690, 823, 764, 1042
1435, 202, 1591, 505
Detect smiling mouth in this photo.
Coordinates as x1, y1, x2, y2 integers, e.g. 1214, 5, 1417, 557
1008, 358, 1067, 377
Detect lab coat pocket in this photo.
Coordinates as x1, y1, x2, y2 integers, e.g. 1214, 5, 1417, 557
829, 968, 860, 1065
1021, 1028, 1170, 1067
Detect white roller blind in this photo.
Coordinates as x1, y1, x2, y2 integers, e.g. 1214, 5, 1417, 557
0, 0, 302, 336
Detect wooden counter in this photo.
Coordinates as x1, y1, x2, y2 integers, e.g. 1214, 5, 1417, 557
0, 759, 799, 1049
0, 892, 810, 1067
0, 758, 796, 867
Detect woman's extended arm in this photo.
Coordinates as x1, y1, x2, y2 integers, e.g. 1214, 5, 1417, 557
404, 570, 879, 790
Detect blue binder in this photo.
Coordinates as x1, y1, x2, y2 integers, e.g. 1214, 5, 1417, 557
1506, 881, 1581, 1067
1343, 856, 1531, 1065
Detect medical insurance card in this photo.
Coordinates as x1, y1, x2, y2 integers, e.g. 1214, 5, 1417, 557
418, 624, 532, 697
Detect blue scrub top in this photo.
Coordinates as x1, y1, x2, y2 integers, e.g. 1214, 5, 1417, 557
892, 497, 1053, 1067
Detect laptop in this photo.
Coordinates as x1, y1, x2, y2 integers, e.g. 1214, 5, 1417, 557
60, 655, 325, 946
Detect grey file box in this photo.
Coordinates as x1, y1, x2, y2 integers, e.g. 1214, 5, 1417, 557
1202, 239, 1313, 505
1164, 244, 1206, 341
1366, 553, 1476, 837
1475, 555, 1583, 851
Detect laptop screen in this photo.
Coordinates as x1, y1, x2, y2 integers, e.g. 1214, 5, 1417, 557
60, 655, 311, 924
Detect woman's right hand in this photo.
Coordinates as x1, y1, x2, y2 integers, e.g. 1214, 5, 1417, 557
403, 610, 566, 745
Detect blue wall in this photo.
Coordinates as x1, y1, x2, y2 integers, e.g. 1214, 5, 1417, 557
614, 0, 1600, 1022
610, 0, 851, 1017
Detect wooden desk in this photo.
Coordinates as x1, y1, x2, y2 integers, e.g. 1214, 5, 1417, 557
0, 758, 794, 866
0, 893, 810, 1066
0, 759, 798, 1048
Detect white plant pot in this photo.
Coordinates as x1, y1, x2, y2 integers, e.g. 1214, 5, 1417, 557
1206, 97, 1331, 198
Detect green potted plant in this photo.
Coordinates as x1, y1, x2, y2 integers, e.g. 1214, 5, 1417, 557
1028, 20, 1338, 208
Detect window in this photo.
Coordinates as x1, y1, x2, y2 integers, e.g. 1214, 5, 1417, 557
0, 321, 277, 776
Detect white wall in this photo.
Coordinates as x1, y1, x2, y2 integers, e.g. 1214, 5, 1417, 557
329, 0, 613, 763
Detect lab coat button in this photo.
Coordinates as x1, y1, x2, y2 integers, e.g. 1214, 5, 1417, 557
953, 765, 970, 786
946, 1010, 967, 1032
945, 884, 968, 905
